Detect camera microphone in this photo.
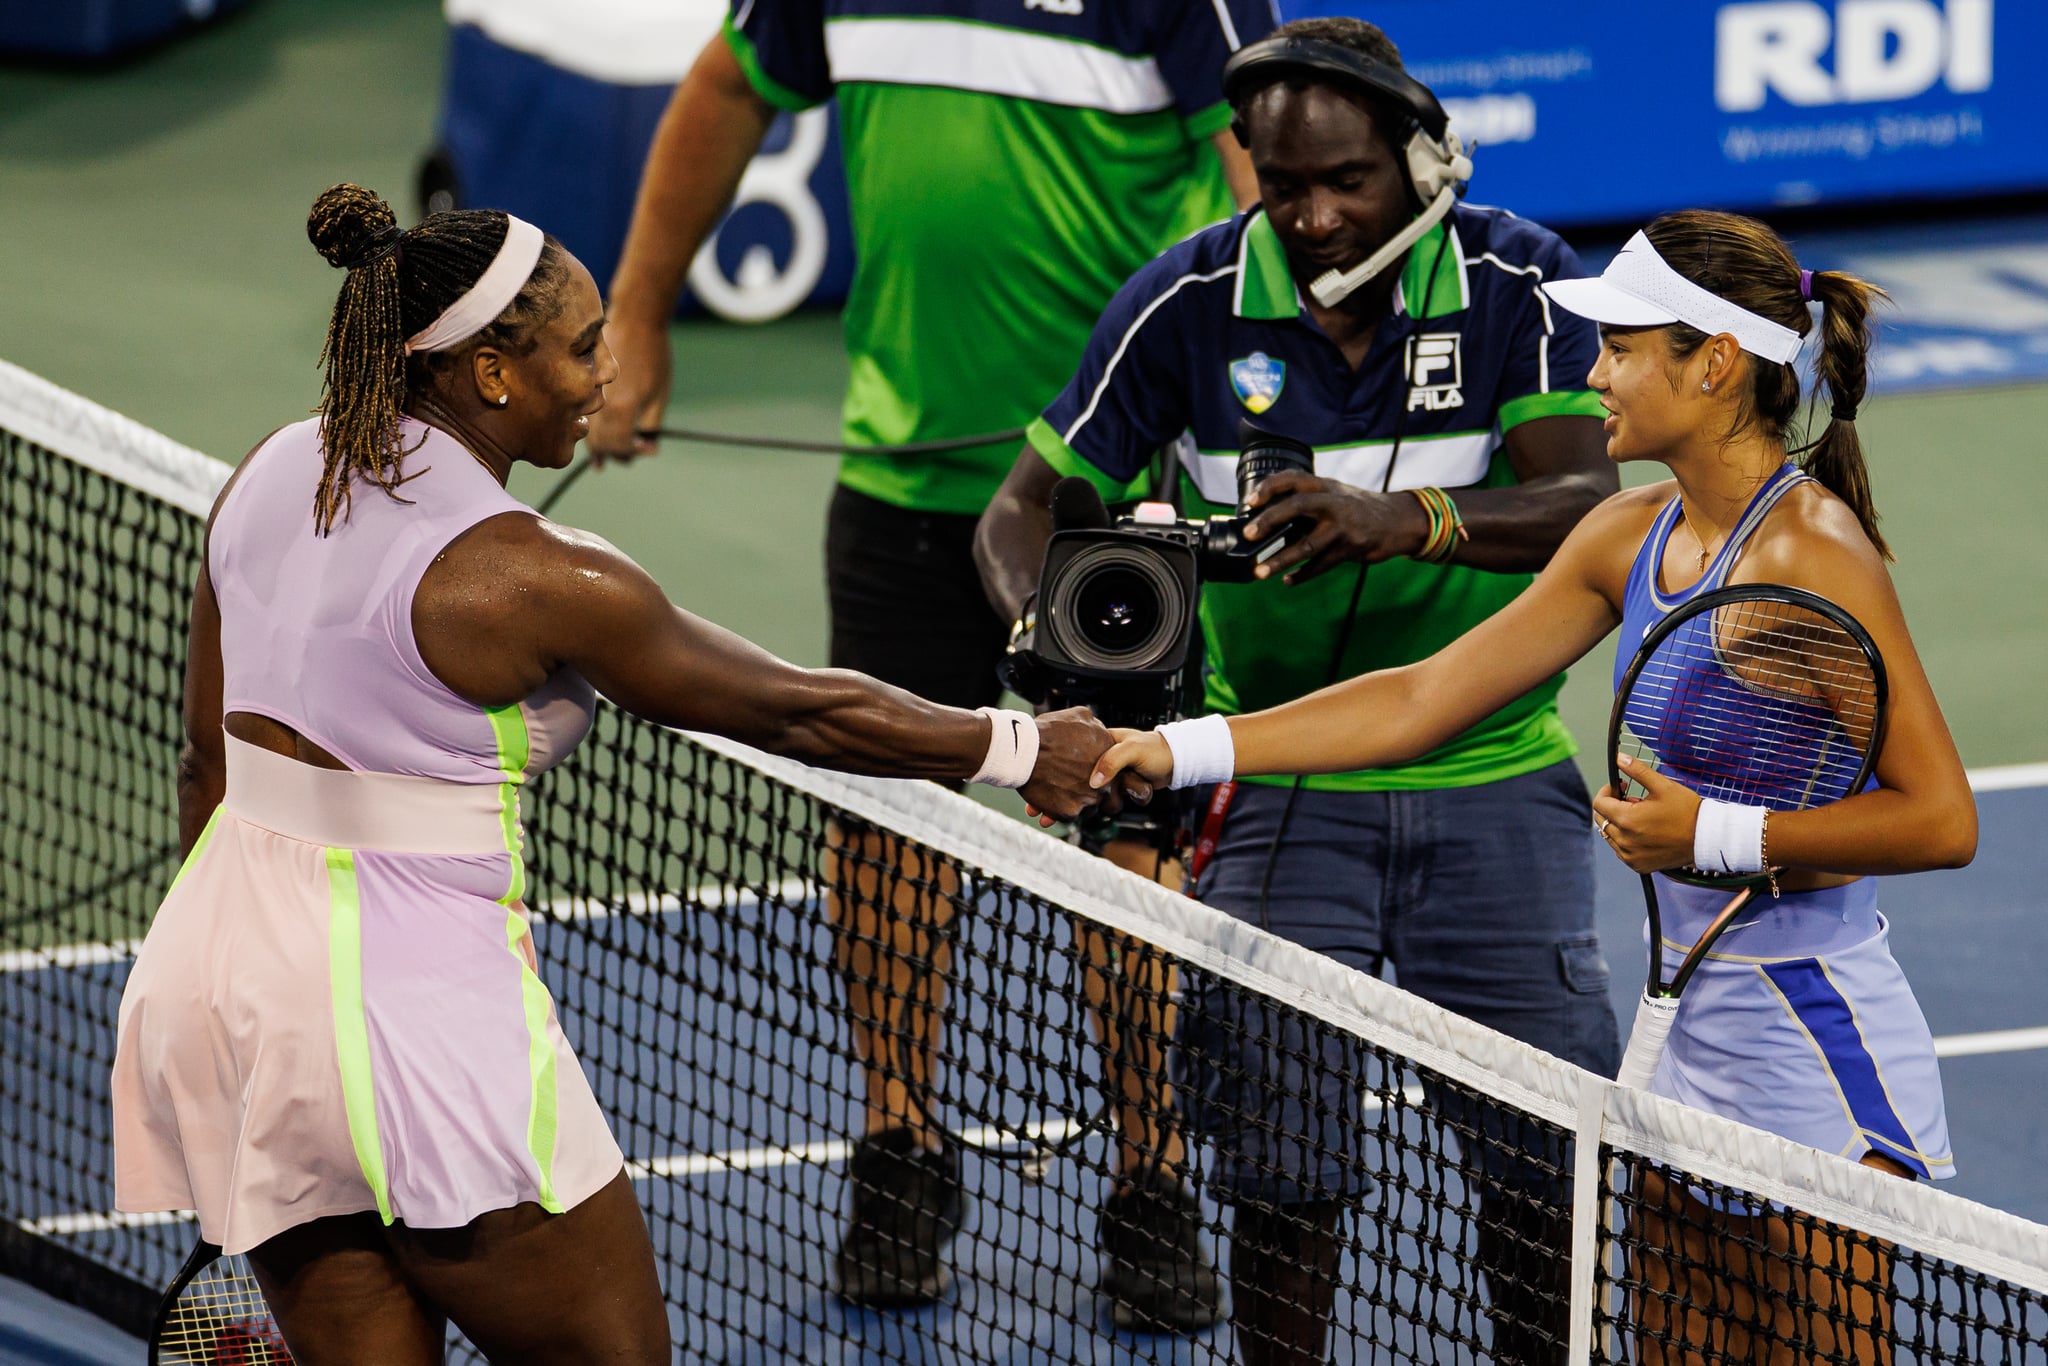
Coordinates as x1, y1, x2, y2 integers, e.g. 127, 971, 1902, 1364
1050, 476, 1112, 532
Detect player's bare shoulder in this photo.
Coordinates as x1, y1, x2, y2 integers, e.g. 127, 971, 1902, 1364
1556, 478, 1672, 599
1736, 476, 1889, 592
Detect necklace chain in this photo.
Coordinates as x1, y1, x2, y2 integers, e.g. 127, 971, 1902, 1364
1679, 505, 1723, 573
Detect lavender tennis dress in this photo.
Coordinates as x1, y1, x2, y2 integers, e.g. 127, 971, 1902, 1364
1615, 466, 1953, 1183
111, 417, 622, 1256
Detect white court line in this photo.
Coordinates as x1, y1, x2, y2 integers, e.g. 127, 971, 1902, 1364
0, 938, 142, 975
628, 1120, 1087, 1182
1934, 1026, 2048, 1059
1968, 761, 2048, 792
0, 879, 816, 975
19, 1207, 192, 1239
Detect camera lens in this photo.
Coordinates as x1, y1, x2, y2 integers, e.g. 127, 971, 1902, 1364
1236, 422, 1314, 514
1074, 566, 1160, 652
1045, 542, 1189, 672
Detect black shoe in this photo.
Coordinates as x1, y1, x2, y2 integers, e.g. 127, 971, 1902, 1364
834, 1129, 966, 1308
1097, 1172, 1223, 1333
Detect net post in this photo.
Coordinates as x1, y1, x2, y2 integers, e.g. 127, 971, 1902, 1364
1566, 1072, 1609, 1366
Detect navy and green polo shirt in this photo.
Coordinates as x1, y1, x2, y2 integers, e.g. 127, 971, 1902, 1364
1032, 202, 1606, 791
725, 0, 1277, 516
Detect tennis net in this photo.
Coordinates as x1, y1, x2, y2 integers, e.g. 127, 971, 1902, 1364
4, 357, 2046, 1363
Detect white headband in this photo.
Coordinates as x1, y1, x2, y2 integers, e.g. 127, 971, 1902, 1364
1541, 231, 1806, 365
403, 216, 546, 354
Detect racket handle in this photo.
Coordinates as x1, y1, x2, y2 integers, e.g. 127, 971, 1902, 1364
1616, 992, 1680, 1090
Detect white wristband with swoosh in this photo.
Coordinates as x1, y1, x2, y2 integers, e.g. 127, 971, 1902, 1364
971, 708, 1039, 789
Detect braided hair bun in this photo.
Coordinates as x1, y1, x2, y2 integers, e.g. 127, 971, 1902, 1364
303, 183, 568, 532
308, 183, 401, 271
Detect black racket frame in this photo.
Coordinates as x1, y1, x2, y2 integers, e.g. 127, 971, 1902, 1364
1606, 583, 1889, 1001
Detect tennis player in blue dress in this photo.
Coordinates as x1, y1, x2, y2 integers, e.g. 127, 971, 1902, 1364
1088, 209, 1976, 1363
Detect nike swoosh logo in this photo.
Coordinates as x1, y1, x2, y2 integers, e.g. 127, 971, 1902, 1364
1011, 718, 1023, 750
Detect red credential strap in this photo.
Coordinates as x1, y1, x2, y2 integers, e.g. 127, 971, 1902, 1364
1186, 780, 1238, 887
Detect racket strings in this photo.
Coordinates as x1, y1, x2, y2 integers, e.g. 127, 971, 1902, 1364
1619, 599, 1880, 823
157, 1255, 292, 1365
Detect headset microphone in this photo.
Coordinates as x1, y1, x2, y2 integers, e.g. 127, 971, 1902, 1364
1222, 35, 1475, 309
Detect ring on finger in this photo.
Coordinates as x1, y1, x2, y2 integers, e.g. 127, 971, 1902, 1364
1596, 816, 1612, 837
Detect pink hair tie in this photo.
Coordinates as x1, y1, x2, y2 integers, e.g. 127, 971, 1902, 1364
1798, 269, 1814, 302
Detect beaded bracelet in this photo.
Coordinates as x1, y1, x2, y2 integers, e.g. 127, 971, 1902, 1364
1408, 487, 1470, 564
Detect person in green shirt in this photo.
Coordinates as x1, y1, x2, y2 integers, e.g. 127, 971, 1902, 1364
588, 0, 1271, 1331
978, 19, 1621, 1364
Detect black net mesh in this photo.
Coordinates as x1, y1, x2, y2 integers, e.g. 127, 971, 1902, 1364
5, 374, 2047, 1364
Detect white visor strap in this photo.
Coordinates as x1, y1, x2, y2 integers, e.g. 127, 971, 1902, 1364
404, 216, 546, 355
1591, 232, 1805, 365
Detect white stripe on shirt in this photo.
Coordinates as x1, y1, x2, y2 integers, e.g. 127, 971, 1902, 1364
824, 18, 1174, 114
1179, 431, 1501, 505
1064, 266, 1237, 446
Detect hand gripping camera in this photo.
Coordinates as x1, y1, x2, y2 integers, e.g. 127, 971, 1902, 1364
1000, 422, 1314, 731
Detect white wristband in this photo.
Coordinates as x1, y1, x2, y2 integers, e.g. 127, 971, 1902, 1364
1158, 714, 1236, 791
970, 708, 1039, 789
1693, 798, 1766, 875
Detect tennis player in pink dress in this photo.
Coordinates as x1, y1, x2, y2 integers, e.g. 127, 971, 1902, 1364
110, 183, 1117, 1362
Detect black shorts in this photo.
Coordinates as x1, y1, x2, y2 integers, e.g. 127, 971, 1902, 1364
824, 484, 1009, 710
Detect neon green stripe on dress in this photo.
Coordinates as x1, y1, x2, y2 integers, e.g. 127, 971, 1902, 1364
506, 908, 563, 1210
483, 702, 560, 1208
484, 704, 529, 908
325, 846, 393, 1223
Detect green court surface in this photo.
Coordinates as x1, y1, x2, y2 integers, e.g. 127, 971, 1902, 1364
3, 0, 2043, 781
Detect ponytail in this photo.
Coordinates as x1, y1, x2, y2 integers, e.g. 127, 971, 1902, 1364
1799, 269, 1890, 560
1645, 210, 1894, 562
307, 184, 412, 534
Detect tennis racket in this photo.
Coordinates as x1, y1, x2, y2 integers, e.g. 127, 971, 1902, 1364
1608, 584, 1888, 1090
150, 1238, 293, 1365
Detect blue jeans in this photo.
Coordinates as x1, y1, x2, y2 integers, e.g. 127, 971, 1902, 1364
1177, 759, 1620, 1206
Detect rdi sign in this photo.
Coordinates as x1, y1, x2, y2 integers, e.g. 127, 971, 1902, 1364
1716, 0, 1992, 110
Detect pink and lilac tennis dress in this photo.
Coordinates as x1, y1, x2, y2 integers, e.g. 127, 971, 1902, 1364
111, 417, 623, 1256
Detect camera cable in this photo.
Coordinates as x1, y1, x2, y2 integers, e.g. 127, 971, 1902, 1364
535, 423, 1027, 515
1247, 225, 1455, 936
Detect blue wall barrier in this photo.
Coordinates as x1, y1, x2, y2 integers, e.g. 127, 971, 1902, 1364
1289, 0, 2046, 227
437, 0, 2046, 322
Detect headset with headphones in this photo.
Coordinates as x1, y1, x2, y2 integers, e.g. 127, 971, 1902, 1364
1222, 36, 1475, 309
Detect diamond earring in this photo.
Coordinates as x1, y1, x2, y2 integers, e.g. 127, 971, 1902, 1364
1701, 381, 1712, 393
496, 394, 509, 407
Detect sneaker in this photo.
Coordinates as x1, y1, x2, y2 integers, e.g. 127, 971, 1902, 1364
1097, 1171, 1223, 1333
834, 1129, 966, 1308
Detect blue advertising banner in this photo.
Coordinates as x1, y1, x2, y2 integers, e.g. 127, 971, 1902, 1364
1285, 0, 2047, 226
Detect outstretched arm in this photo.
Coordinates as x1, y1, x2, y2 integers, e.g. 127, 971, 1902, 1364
1093, 493, 1638, 789
416, 514, 1117, 819
587, 33, 777, 461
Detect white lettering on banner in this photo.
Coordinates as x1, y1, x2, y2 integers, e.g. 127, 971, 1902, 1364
1442, 94, 1537, 147
1024, 0, 1084, 12
689, 110, 831, 323
1715, 0, 1994, 113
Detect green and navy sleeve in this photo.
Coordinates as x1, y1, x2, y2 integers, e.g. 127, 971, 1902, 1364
1149, 0, 1279, 138
725, 0, 832, 112
1032, 252, 1218, 502
1497, 233, 1607, 431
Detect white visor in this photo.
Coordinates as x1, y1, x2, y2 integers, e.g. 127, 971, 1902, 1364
404, 216, 546, 355
1541, 231, 1806, 366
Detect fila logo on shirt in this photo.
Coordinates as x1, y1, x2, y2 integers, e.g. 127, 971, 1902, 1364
1405, 333, 1464, 412
1025, 0, 1083, 13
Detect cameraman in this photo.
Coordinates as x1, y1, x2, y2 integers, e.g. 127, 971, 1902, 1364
976, 19, 1619, 1366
